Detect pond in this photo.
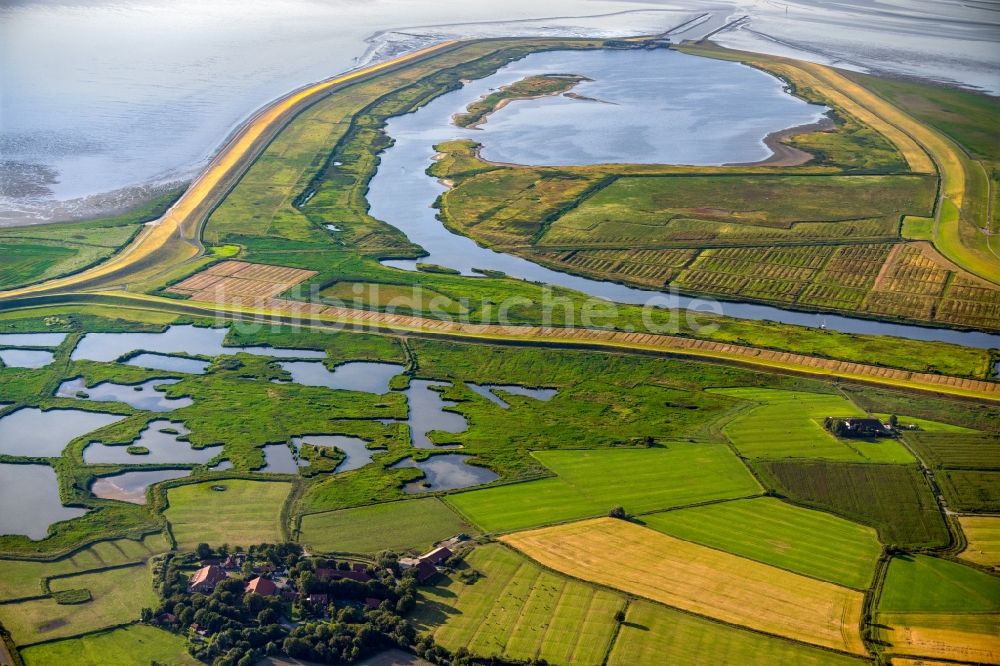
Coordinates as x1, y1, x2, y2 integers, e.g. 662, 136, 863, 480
0, 348, 54, 368
71, 325, 327, 362
124, 353, 210, 374
0, 463, 88, 539
56, 377, 192, 412
292, 435, 379, 473
83, 420, 222, 465
393, 454, 498, 493
0, 332, 67, 347
466, 383, 557, 409
0, 407, 126, 457
90, 469, 191, 504
258, 443, 307, 474
369, 48, 1000, 349
404, 380, 467, 448
277, 361, 404, 393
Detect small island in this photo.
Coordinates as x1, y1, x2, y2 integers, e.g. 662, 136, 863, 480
453, 73, 591, 128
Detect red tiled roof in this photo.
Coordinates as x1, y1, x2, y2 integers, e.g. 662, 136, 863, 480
415, 560, 437, 583
421, 547, 453, 565
245, 576, 277, 596
189, 565, 227, 589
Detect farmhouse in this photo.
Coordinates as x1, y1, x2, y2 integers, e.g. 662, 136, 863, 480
825, 416, 896, 438
188, 564, 227, 592
244, 576, 277, 596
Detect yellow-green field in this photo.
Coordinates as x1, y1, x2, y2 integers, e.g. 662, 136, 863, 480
412, 544, 623, 664
19, 624, 199, 666
502, 518, 867, 654
164, 479, 291, 550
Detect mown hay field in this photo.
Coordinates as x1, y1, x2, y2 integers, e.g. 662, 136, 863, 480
958, 515, 1000, 567
0, 533, 168, 601
905, 432, 1000, 470
754, 461, 950, 548
501, 518, 867, 655
0, 563, 157, 645
298, 497, 473, 554
19, 624, 199, 666
446, 445, 761, 533
642, 497, 881, 589
710, 388, 914, 462
876, 612, 1000, 664
411, 544, 623, 665
165, 479, 291, 550
608, 599, 867, 666
937, 470, 1000, 512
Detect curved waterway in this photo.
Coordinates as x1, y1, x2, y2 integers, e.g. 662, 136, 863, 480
369, 48, 1000, 349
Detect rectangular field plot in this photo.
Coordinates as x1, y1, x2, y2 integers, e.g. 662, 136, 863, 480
642, 497, 881, 589
959, 515, 1000, 567
502, 518, 867, 654
880, 554, 1000, 614
905, 432, 1000, 470
608, 599, 866, 666
165, 479, 291, 550
877, 612, 1000, 665
166, 260, 317, 302
0, 563, 157, 645
710, 388, 915, 462
19, 624, 200, 666
0, 532, 168, 601
754, 462, 950, 548
937, 470, 1000, 512
446, 445, 761, 533
541, 174, 933, 246
411, 544, 623, 665
299, 497, 473, 554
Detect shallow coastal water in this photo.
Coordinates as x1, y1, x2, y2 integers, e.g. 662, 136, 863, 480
393, 454, 499, 493
0, 463, 88, 538
370, 48, 1000, 349
259, 443, 307, 474
0, 332, 67, 347
56, 377, 192, 412
0, 407, 126, 457
83, 420, 222, 465
90, 469, 191, 504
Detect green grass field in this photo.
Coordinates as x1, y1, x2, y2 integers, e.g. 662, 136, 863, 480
711, 388, 915, 462
936, 470, 1000, 512
754, 461, 950, 548
164, 480, 291, 550
905, 432, 1000, 469
19, 624, 199, 666
607, 599, 865, 666
879, 554, 1000, 613
0, 533, 168, 601
641, 497, 881, 589
298, 497, 473, 554
446, 445, 761, 533
0, 563, 157, 645
411, 544, 624, 665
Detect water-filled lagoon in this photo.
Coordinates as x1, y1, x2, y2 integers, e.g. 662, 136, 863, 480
467, 384, 557, 409
71, 325, 327, 362
393, 454, 498, 493
0, 407, 126, 457
277, 361, 404, 393
0, 463, 89, 539
292, 435, 379, 473
90, 469, 191, 504
83, 420, 222, 465
404, 380, 467, 448
0, 349, 55, 368
258, 443, 307, 474
124, 353, 210, 374
56, 377, 192, 412
370, 49, 1000, 349
0, 332, 67, 347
